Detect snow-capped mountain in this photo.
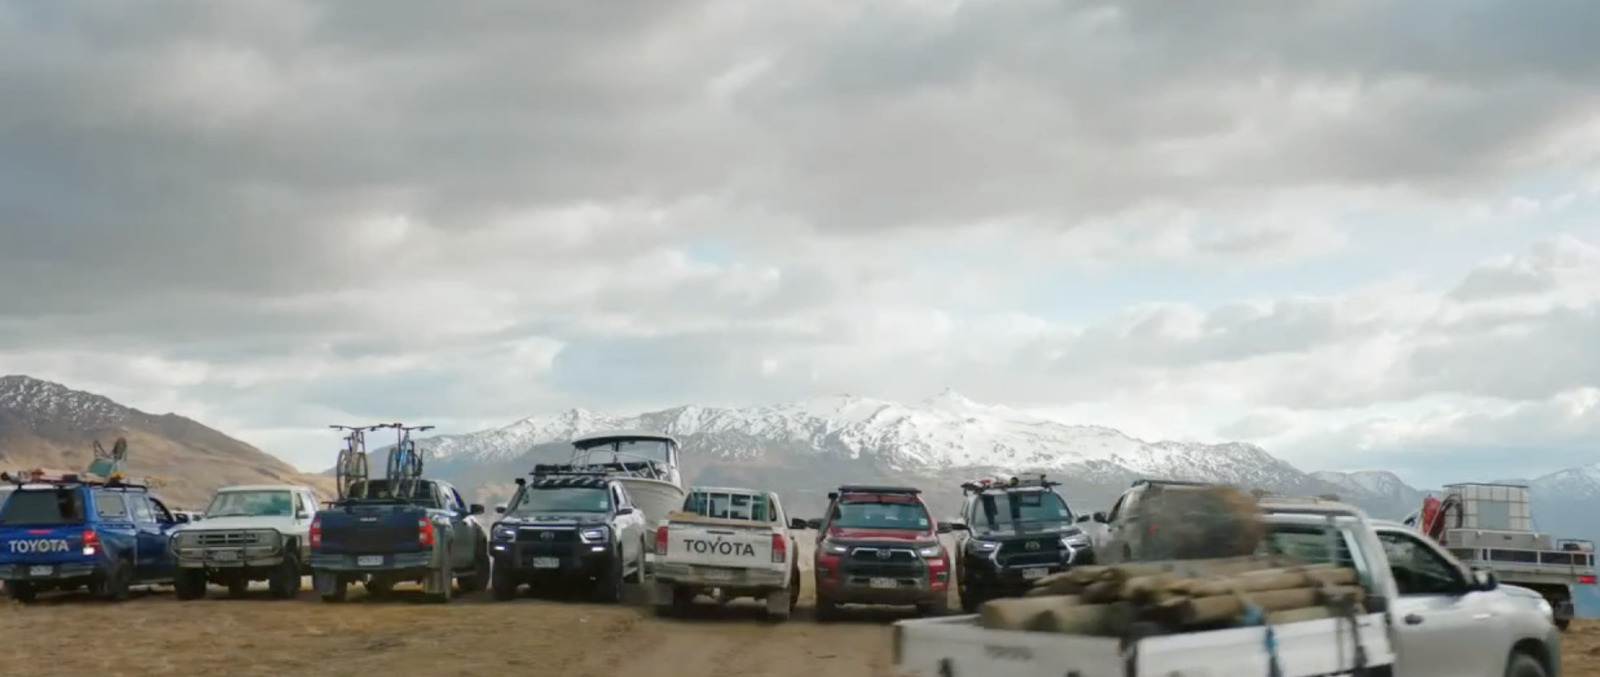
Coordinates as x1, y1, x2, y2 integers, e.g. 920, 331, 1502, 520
396, 390, 1350, 516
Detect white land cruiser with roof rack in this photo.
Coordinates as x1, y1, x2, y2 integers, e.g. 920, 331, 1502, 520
652, 486, 805, 620
893, 495, 1564, 677
168, 484, 322, 600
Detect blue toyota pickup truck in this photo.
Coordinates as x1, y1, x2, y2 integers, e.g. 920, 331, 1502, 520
309, 477, 489, 603
0, 470, 184, 602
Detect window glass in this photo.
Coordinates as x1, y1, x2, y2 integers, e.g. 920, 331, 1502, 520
1379, 531, 1463, 596
94, 490, 129, 518
129, 495, 154, 522
0, 489, 87, 525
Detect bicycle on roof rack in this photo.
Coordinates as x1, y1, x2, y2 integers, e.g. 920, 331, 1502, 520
329, 423, 391, 500
387, 423, 434, 499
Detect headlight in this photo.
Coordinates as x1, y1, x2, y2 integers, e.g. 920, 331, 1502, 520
1062, 534, 1090, 549
492, 525, 515, 540
820, 539, 850, 555
917, 544, 942, 558
968, 540, 999, 553
580, 527, 608, 543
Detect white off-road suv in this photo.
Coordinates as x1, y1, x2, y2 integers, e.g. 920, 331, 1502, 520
168, 484, 322, 600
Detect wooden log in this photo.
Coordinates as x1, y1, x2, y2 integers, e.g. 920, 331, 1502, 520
1264, 606, 1336, 625
978, 595, 1084, 630
1168, 585, 1365, 626
1179, 567, 1357, 597
1079, 579, 1124, 603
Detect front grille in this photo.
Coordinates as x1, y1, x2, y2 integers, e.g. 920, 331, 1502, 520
847, 562, 922, 578
516, 527, 577, 543
848, 547, 918, 563
996, 537, 1065, 566
195, 531, 264, 547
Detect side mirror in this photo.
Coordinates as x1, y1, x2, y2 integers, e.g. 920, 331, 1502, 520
1075, 514, 1090, 523
174, 514, 190, 523
1091, 511, 1108, 523
936, 522, 952, 534
294, 510, 309, 520
788, 517, 808, 530
805, 518, 823, 530
468, 504, 485, 515
1471, 568, 1498, 591
495, 504, 507, 514
616, 507, 634, 516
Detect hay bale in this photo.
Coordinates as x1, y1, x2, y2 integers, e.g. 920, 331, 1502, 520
1134, 486, 1264, 561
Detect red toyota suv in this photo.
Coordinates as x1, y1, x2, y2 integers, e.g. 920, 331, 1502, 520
808, 484, 950, 620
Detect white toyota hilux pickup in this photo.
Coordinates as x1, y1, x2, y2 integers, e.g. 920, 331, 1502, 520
168, 484, 322, 600
892, 498, 1563, 677
652, 486, 806, 621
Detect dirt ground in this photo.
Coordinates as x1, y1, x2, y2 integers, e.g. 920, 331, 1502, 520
0, 571, 906, 677
2, 566, 1595, 676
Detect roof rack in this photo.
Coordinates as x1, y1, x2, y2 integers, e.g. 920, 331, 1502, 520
961, 474, 1061, 494
0, 468, 154, 490
1131, 478, 1212, 488
834, 484, 920, 495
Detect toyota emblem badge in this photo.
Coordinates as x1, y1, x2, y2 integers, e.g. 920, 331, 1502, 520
1025, 541, 1041, 550
540, 531, 554, 541
877, 550, 891, 560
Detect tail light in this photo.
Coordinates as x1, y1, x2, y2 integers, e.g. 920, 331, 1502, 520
771, 533, 785, 563
418, 517, 435, 547
81, 528, 99, 556
655, 526, 669, 554
1580, 574, 1596, 585
309, 515, 322, 547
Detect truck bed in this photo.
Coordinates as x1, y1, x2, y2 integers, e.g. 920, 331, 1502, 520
892, 612, 1395, 677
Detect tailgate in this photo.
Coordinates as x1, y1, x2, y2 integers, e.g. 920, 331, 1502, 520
665, 522, 773, 568
318, 506, 427, 555
0, 526, 91, 565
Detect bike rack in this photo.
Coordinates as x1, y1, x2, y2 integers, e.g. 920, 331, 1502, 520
329, 424, 390, 500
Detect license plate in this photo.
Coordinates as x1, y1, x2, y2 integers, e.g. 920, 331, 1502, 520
701, 568, 733, 580
356, 555, 383, 566
869, 577, 897, 589
27, 565, 50, 577
531, 557, 560, 569
212, 551, 238, 562
1022, 567, 1048, 579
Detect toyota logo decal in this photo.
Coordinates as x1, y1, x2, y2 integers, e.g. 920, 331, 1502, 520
876, 550, 891, 560
540, 531, 554, 541
1025, 541, 1041, 550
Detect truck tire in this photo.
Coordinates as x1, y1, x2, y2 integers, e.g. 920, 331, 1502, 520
788, 566, 800, 609
268, 553, 303, 599
592, 547, 623, 603
1555, 617, 1570, 631
6, 581, 36, 603
1506, 652, 1548, 677
625, 538, 646, 584
490, 564, 517, 601
226, 577, 249, 598
457, 542, 490, 593
97, 558, 133, 602
173, 570, 207, 601
320, 576, 348, 603
815, 595, 840, 622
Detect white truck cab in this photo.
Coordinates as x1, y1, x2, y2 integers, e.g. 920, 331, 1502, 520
168, 484, 322, 600
652, 486, 805, 620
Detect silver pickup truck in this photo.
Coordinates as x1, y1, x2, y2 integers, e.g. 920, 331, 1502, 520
893, 497, 1562, 677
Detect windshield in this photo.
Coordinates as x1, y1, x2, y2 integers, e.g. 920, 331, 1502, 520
978, 490, 1072, 526
205, 490, 294, 518
346, 479, 440, 507
831, 498, 930, 530
575, 438, 671, 465
684, 491, 770, 521
507, 486, 611, 515
0, 488, 87, 526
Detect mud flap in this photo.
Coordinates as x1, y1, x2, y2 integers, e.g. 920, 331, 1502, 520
652, 581, 675, 605
422, 568, 450, 596
764, 589, 789, 616
312, 572, 341, 594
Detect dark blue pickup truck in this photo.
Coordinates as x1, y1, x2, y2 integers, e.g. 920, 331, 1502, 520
0, 471, 184, 602
309, 478, 489, 603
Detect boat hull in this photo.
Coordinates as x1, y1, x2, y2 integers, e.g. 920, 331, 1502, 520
616, 478, 687, 531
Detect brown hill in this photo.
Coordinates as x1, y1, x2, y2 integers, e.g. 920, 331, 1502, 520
0, 375, 334, 509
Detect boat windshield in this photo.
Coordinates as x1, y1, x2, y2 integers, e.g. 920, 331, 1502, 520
576, 438, 673, 465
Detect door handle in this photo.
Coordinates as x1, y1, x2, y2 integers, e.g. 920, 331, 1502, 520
1404, 613, 1424, 625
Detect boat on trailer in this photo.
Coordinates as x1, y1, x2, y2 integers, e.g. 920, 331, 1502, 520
565, 431, 686, 568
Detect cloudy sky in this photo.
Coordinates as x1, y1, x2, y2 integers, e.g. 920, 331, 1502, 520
2, 0, 1599, 487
